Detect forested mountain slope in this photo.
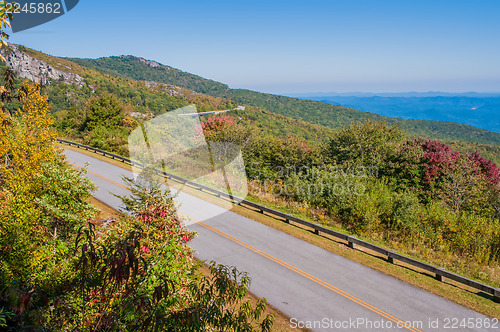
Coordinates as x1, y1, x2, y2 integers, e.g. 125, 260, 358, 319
1, 44, 499, 164
69, 55, 500, 146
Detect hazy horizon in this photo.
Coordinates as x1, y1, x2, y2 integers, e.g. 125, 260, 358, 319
285, 91, 500, 97
7, 0, 500, 94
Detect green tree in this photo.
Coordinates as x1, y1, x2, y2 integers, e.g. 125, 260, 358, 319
0, 82, 97, 327
328, 119, 406, 170
433, 155, 489, 214
83, 93, 124, 131
42, 168, 275, 331
1, 95, 273, 330
385, 138, 425, 191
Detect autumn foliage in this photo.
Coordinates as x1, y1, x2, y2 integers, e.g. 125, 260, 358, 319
0, 85, 274, 330
196, 116, 500, 269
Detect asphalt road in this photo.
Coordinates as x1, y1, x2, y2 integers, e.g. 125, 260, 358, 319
65, 148, 497, 332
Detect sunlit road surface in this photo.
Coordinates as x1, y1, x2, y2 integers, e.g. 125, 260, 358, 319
65, 148, 495, 332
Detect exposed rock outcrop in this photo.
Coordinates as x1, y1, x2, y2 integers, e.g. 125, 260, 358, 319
144, 81, 183, 97
138, 57, 162, 68
1, 44, 85, 87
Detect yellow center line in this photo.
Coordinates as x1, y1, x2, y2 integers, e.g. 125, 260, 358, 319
197, 221, 422, 332
70, 160, 423, 332
68, 162, 129, 190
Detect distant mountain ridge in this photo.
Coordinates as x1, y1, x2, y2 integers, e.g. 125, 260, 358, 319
0, 45, 332, 142
300, 95, 500, 133
67, 55, 230, 94
0, 44, 498, 163
290, 92, 500, 98
68, 55, 500, 146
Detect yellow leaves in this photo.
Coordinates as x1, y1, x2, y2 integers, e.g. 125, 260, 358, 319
0, 2, 11, 61
0, 111, 11, 157
0, 82, 58, 276
2, 81, 57, 195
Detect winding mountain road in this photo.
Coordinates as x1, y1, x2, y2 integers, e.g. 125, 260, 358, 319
65, 148, 496, 331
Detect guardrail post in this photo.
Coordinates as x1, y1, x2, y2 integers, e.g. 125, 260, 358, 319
435, 267, 445, 282
58, 138, 500, 299
388, 250, 396, 264
347, 236, 356, 249
494, 288, 500, 303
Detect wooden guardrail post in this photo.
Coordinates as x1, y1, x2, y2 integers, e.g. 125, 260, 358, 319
435, 267, 445, 282
58, 138, 500, 303
347, 236, 356, 249
388, 250, 396, 264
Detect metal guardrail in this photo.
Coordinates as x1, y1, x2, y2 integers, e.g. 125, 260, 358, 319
58, 138, 500, 302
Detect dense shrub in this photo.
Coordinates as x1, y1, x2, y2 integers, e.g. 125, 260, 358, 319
388, 190, 423, 234
328, 119, 406, 169
0, 84, 274, 330
248, 120, 500, 263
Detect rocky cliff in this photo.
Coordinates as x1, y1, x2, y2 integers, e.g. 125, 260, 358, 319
0, 44, 85, 87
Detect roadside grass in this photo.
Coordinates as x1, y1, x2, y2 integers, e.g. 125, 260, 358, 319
245, 184, 500, 288
90, 197, 119, 221
89, 195, 307, 332
60, 143, 134, 172
174, 184, 500, 318
196, 264, 310, 332
235, 194, 500, 319
67, 143, 500, 318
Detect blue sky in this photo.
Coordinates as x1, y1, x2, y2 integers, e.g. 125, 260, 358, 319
7, 0, 500, 94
